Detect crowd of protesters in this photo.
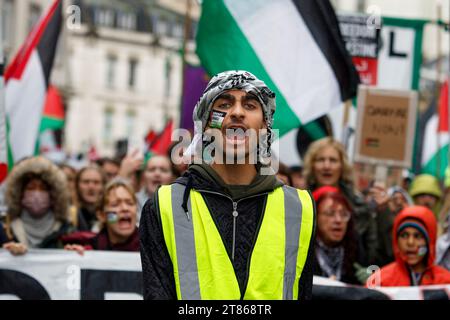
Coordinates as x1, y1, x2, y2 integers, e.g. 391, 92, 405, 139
0, 151, 178, 255
1, 136, 450, 288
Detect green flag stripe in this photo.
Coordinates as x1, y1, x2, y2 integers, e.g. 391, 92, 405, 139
6, 117, 14, 169
422, 144, 449, 178
39, 116, 64, 131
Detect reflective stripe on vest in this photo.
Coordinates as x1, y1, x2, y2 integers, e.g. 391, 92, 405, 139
158, 184, 314, 300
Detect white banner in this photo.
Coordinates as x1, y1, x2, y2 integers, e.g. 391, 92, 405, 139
0, 249, 143, 300
313, 274, 450, 300
1, 249, 449, 300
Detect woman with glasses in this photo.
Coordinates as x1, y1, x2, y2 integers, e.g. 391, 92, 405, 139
312, 186, 367, 284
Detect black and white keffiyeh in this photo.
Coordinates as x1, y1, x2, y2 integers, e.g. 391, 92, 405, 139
184, 70, 276, 159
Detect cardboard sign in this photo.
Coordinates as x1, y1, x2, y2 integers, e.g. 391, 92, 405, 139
354, 86, 418, 167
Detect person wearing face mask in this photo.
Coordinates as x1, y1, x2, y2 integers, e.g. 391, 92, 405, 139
64, 179, 139, 253
1, 157, 73, 254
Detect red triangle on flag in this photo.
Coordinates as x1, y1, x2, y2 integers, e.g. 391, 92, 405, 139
150, 120, 174, 156
43, 85, 65, 119
145, 129, 157, 147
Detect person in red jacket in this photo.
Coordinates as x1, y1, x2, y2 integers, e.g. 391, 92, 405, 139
367, 205, 450, 287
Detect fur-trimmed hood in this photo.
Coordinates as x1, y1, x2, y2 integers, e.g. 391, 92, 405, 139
5, 156, 69, 222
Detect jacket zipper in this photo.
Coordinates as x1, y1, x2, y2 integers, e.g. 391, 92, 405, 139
195, 189, 268, 264
195, 188, 269, 298
232, 201, 238, 261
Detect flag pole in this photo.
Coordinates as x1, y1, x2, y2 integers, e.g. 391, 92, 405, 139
0, 0, 9, 169
341, 99, 352, 149
446, 5, 450, 181
435, 0, 443, 179
0, 0, 10, 196
179, 0, 192, 129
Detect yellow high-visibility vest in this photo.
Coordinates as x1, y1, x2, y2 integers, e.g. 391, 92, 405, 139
158, 183, 314, 300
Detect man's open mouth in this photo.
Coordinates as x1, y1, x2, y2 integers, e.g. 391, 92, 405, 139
225, 127, 247, 142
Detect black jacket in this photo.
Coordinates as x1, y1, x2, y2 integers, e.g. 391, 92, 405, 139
0, 223, 9, 245
139, 165, 316, 300
76, 207, 98, 232
336, 182, 379, 266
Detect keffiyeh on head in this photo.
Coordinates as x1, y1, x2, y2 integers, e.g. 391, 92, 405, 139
185, 70, 276, 158
193, 70, 276, 134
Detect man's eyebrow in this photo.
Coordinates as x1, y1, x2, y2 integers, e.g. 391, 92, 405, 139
242, 94, 259, 102
216, 93, 235, 101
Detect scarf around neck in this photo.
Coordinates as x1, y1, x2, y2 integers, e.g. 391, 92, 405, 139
316, 238, 345, 280
20, 210, 57, 248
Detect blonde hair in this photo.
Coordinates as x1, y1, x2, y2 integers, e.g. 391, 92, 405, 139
95, 178, 137, 230
98, 178, 137, 212
303, 137, 353, 187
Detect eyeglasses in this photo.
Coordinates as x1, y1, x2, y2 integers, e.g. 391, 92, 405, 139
321, 210, 351, 222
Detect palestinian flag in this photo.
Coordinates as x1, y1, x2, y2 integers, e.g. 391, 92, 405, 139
40, 85, 65, 131
4, 0, 62, 165
150, 119, 174, 156
144, 119, 174, 163
145, 129, 157, 149
196, 0, 359, 137
421, 79, 449, 178
38, 85, 65, 156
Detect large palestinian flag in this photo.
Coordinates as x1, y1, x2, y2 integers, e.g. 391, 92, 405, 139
421, 79, 449, 178
196, 0, 359, 137
4, 0, 62, 165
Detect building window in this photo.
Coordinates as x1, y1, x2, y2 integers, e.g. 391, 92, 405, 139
103, 108, 115, 145
190, 21, 198, 40
173, 20, 183, 39
96, 8, 114, 28
166, 18, 175, 38
150, 13, 157, 34
1, 0, 14, 54
157, 16, 168, 36
126, 109, 136, 139
106, 55, 117, 89
128, 58, 138, 89
29, 4, 42, 33
117, 11, 136, 31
